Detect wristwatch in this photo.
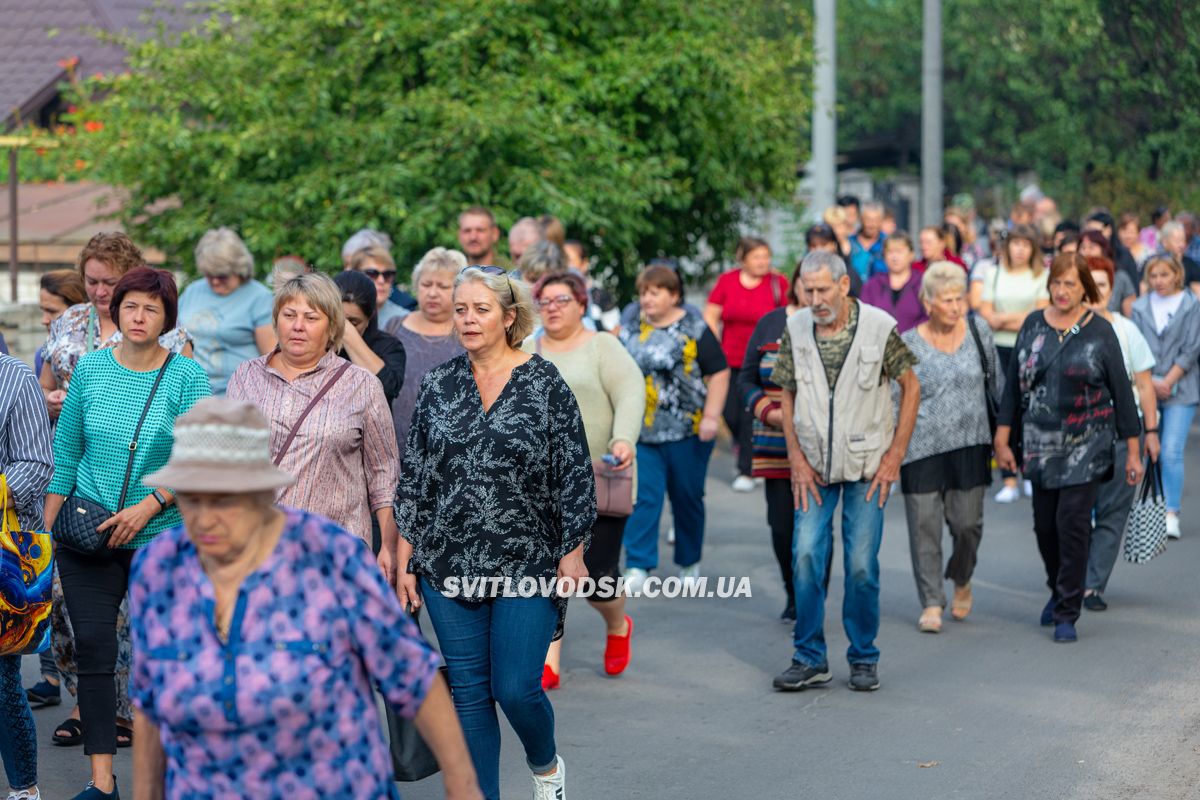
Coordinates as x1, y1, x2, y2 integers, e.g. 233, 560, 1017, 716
151, 489, 169, 509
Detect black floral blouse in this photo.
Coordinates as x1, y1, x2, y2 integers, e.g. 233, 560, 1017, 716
395, 354, 597, 630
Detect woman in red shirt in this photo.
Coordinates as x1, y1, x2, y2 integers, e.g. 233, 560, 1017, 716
703, 237, 789, 491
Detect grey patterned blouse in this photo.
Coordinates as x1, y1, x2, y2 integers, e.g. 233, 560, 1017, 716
394, 354, 596, 627
899, 316, 999, 464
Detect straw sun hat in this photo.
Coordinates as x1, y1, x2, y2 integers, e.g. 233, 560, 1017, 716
142, 398, 296, 494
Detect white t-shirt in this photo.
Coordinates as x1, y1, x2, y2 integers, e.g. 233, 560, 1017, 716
1149, 291, 1184, 335
1110, 312, 1155, 417
981, 265, 1050, 347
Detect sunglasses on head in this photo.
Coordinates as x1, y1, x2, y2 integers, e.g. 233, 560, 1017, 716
460, 265, 515, 301
362, 268, 397, 282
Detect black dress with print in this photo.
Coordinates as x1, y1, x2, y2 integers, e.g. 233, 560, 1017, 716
997, 311, 1141, 490
395, 353, 597, 635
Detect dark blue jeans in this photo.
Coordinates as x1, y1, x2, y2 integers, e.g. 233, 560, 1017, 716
421, 578, 558, 800
0, 654, 37, 791
791, 481, 886, 667
623, 437, 715, 570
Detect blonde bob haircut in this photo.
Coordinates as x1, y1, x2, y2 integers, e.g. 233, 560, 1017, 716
454, 267, 536, 348
194, 227, 255, 280
273, 272, 346, 352
920, 261, 968, 302
1142, 255, 1186, 293
413, 247, 467, 284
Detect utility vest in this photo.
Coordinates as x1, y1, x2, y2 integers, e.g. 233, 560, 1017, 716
786, 302, 897, 484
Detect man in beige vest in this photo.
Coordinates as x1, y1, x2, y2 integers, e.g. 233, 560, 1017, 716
769, 251, 920, 692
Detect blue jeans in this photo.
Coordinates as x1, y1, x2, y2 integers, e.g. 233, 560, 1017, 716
1160, 403, 1196, 513
0, 655, 37, 791
791, 481, 886, 667
623, 437, 715, 570
421, 578, 558, 800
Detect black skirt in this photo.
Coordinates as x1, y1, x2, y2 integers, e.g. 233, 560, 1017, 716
900, 444, 993, 495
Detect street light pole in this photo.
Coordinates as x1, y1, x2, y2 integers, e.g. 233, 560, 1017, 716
8, 147, 16, 303
810, 0, 836, 220
921, 0, 943, 227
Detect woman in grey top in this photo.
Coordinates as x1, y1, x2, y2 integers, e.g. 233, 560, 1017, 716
898, 263, 998, 633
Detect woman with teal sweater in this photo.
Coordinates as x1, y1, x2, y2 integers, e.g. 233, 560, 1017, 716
44, 268, 210, 800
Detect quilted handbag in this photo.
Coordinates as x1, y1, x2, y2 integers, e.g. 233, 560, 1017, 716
52, 353, 173, 557
1123, 459, 1168, 565
0, 474, 54, 656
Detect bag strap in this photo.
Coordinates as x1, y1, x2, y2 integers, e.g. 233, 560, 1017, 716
770, 273, 782, 307
119, 353, 175, 510
1027, 311, 1094, 397
273, 361, 352, 466
967, 315, 994, 395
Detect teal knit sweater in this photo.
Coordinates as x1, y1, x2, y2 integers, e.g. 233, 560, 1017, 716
48, 349, 211, 548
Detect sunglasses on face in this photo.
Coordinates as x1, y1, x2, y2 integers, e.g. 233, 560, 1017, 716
536, 294, 574, 309
362, 269, 397, 282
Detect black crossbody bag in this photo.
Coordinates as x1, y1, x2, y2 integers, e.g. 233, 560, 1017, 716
53, 354, 175, 557
966, 315, 998, 437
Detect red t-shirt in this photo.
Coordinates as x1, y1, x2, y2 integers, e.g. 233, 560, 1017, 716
707, 269, 790, 368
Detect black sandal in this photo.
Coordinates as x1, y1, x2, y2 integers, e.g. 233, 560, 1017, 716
52, 717, 83, 747
116, 723, 133, 748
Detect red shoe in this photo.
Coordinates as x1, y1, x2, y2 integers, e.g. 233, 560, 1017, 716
541, 664, 560, 690
604, 615, 634, 676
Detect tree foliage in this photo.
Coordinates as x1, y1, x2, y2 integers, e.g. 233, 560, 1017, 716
837, 0, 1200, 217
59, 0, 809, 285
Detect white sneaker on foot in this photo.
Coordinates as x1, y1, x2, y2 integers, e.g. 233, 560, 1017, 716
666, 526, 676, 544
532, 755, 566, 800
679, 563, 700, 580
1166, 513, 1181, 539
1022, 479, 1034, 497
623, 567, 649, 594
8, 789, 41, 800
731, 475, 757, 493
994, 484, 1020, 503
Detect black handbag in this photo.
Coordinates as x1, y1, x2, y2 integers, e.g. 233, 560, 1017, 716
385, 605, 450, 782
966, 315, 998, 437
52, 354, 174, 556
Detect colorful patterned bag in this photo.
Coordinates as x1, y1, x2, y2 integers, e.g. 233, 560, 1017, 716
0, 474, 54, 656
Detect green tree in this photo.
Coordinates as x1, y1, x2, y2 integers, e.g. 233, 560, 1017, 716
62, 0, 809, 288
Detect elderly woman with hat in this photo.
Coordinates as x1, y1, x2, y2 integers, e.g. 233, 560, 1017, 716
129, 398, 481, 800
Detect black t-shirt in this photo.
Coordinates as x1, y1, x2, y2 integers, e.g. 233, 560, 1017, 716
1183, 256, 1200, 286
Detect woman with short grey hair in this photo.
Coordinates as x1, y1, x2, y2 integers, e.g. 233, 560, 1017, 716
384, 248, 469, 458
396, 266, 595, 799
178, 227, 275, 395
517, 240, 567, 286
900, 262, 999, 633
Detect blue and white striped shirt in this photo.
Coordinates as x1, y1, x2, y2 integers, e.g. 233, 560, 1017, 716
0, 354, 54, 530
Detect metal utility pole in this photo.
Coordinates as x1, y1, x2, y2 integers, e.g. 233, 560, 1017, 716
921, 0, 943, 227
8, 147, 16, 303
810, 0, 836, 220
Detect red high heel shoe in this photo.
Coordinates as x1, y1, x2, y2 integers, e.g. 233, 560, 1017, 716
604, 615, 633, 676
541, 663, 560, 690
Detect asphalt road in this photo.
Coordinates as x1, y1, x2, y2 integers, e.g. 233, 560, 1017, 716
24, 446, 1200, 799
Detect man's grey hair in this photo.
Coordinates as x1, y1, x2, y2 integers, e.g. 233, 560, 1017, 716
341, 228, 392, 262
509, 217, 540, 246
861, 201, 885, 216
517, 240, 567, 284
799, 250, 848, 280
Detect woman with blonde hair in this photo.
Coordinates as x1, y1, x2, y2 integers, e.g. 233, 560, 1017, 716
226, 272, 400, 572
396, 266, 595, 799
178, 227, 275, 395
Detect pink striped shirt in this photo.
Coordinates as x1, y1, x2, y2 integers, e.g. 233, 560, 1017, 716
226, 349, 397, 542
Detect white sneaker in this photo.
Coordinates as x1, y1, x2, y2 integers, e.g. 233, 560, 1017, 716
623, 568, 649, 594
679, 563, 700, 580
666, 526, 676, 544
8, 789, 41, 800
1022, 479, 1034, 497
1166, 513, 1181, 539
731, 475, 757, 493
994, 484, 1020, 504
532, 754, 566, 800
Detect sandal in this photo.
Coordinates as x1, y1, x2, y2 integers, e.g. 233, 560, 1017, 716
951, 584, 973, 621
116, 723, 133, 748
918, 607, 942, 634
52, 717, 82, 747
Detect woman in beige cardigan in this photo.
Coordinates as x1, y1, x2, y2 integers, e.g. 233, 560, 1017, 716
523, 271, 645, 689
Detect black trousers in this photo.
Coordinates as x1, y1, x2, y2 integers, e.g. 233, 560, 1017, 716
57, 546, 135, 755
763, 478, 795, 604
996, 346, 1018, 481
585, 515, 627, 601
723, 385, 754, 477
1031, 481, 1100, 625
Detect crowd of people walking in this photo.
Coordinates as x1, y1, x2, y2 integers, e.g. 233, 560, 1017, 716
0, 190, 1194, 799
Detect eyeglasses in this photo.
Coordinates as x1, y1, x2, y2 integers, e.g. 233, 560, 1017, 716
536, 294, 574, 310
460, 265, 515, 301
362, 269, 397, 282
206, 273, 234, 282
